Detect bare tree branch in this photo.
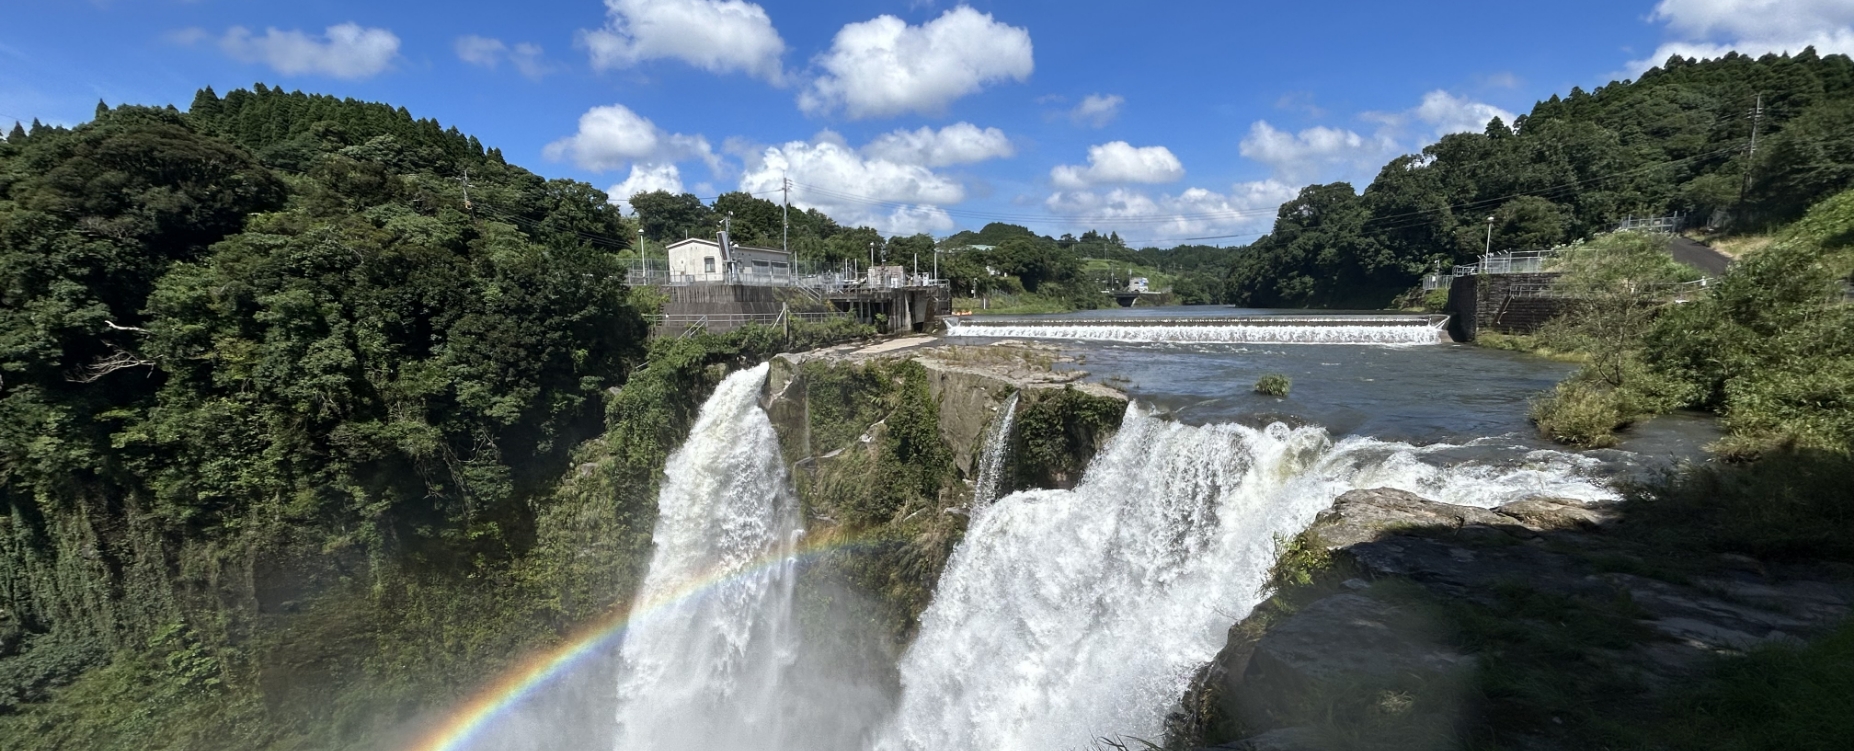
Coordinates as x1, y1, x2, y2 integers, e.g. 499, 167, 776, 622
104, 320, 149, 333
71, 346, 154, 383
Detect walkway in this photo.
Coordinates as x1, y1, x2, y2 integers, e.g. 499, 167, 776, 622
1670, 236, 1732, 275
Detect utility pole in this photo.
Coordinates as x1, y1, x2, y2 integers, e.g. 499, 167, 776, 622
458, 168, 474, 217
1740, 92, 1765, 206
781, 176, 791, 256
639, 227, 647, 280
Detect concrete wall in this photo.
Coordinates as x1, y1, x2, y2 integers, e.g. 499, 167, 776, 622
1446, 273, 1576, 341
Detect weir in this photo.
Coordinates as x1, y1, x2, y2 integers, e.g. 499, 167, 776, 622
945, 314, 1451, 345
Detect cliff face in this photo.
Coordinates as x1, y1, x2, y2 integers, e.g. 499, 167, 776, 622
762, 338, 1125, 649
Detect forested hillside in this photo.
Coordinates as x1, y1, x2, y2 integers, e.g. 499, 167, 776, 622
0, 86, 670, 747
1216, 48, 1854, 307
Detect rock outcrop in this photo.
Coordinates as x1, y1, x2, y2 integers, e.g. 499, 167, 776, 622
1180, 488, 1853, 751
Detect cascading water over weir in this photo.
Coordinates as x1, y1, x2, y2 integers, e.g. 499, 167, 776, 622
945, 314, 1451, 345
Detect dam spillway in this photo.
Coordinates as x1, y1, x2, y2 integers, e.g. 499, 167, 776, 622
943, 314, 1451, 345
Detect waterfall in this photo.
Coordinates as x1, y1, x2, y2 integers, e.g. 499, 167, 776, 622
876, 404, 1612, 751
945, 317, 1447, 345
609, 363, 805, 751
971, 392, 1021, 508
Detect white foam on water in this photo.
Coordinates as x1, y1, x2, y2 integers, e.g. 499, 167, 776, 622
875, 404, 1613, 751
945, 318, 1446, 345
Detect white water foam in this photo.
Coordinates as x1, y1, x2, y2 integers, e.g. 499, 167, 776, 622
971, 391, 1021, 508
876, 404, 1613, 751
610, 363, 806, 751
945, 319, 1446, 345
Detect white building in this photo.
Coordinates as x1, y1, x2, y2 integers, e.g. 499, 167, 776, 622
664, 236, 793, 283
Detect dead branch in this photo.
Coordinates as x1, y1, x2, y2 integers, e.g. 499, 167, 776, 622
104, 320, 149, 333
72, 346, 155, 383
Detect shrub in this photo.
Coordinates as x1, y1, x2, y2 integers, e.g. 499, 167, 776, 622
1254, 374, 1292, 396
1529, 381, 1628, 448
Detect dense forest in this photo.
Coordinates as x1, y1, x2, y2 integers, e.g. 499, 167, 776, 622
1222, 48, 1854, 307
0, 85, 686, 747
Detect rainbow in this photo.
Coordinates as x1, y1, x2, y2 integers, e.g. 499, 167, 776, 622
406, 532, 883, 751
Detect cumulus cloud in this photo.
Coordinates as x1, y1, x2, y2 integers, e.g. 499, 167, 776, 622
579, 0, 787, 82
1410, 90, 1517, 136
1629, 0, 1854, 73
801, 5, 1033, 119
860, 122, 1014, 167
1070, 93, 1123, 127
1044, 179, 1300, 245
219, 23, 399, 79
737, 136, 967, 234
1240, 122, 1394, 184
455, 35, 551, 80
544, 104, 719, 173
1049, 141, 1185, 189
606, 163, 687, 214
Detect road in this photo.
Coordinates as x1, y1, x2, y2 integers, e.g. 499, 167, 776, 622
1670, 236, 1733, 275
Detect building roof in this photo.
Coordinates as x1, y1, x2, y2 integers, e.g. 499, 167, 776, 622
664, 237, 790, 256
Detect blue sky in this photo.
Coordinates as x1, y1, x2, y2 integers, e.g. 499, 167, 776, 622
5, 0, 1853, 245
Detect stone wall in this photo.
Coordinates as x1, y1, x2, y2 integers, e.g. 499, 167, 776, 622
1446, 273, 1576, 341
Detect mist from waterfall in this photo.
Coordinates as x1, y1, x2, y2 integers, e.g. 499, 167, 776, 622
607, 363, 896, 751
875, 403, 1614, 751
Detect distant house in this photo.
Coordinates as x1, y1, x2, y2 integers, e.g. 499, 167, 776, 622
665, 237, 793, 283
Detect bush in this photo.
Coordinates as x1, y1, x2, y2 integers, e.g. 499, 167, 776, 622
1254, 374, 1292, 396
1529, 381, 1629, 448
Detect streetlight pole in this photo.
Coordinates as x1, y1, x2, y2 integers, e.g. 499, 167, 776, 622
1483, 216, 1495, 273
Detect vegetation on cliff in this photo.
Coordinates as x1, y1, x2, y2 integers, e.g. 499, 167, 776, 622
0, 87, 881, 750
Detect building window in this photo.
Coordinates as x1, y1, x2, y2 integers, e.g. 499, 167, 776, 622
704, 257, 715, 273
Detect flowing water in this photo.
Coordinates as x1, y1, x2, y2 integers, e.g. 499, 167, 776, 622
455, 307, 1717, 751
608, 363, 808, 751
873, 404, 1618, 751
971, 391, 1021, 508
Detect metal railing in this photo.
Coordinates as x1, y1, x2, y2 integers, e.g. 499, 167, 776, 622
1617, 214, 1685, 233
1453, 249, 1560, 277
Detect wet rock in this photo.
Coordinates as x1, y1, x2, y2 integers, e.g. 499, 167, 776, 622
1202, 726, 1323, 751
1239, 594, 1472, 728
1495, 497, 1615, 530
1305, 488, 1512, 550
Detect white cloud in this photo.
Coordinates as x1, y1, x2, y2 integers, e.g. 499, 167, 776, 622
1239, 122, 1394, 184
219, 23, 399, 80
737, 136, 968, 234
1070, 93, 1123, 127
801, 5, 1033, 119
579, 0, 787, 83
544, 104, 719, 173
860, 122, 1014, 167
455, 35, 551, 80
1628, 0, 1854, 73
1049, 141, 1184, 189
1043, 179, 1299, 245
1411, 90, 1517, 136
606, 163, 686, 214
